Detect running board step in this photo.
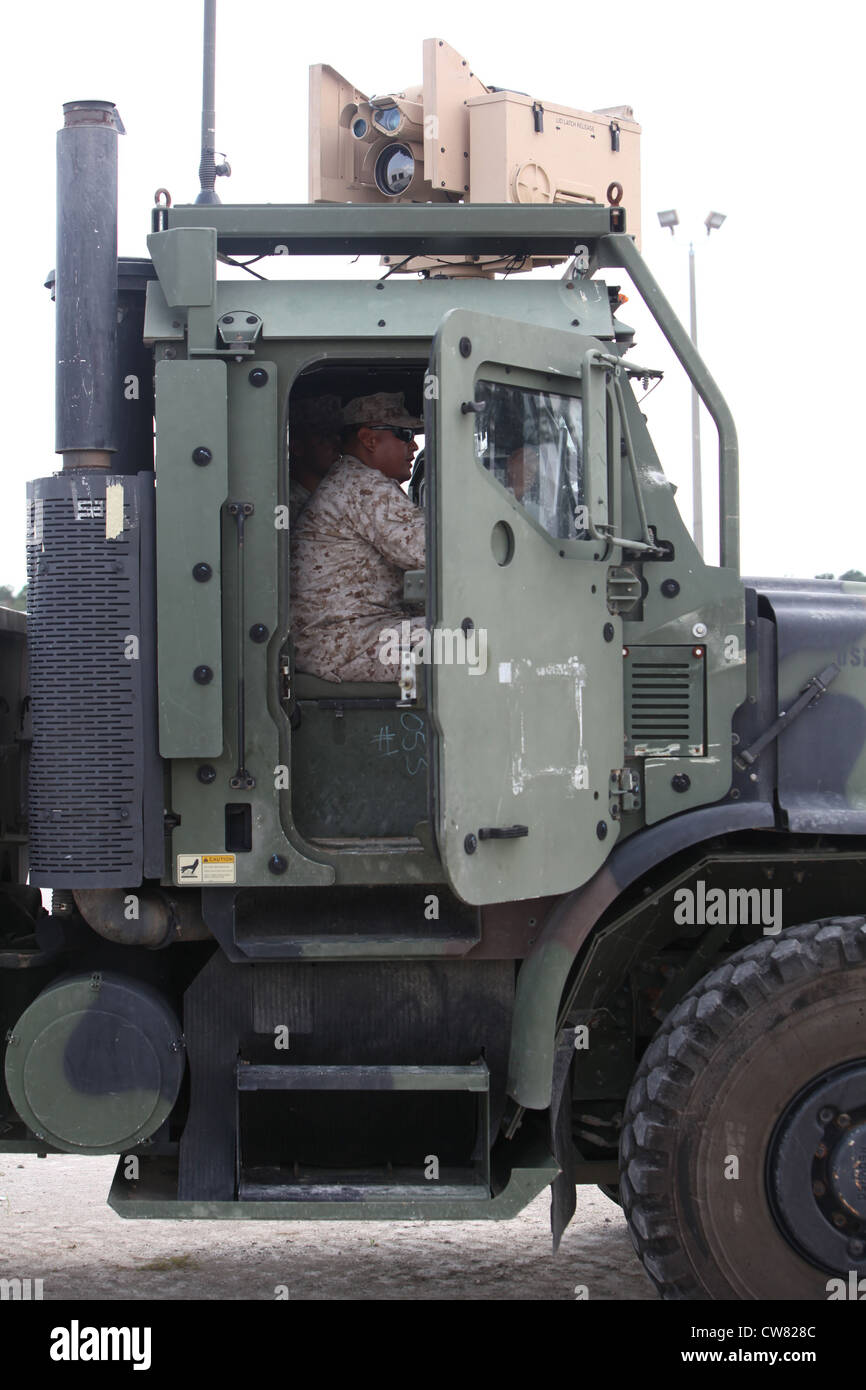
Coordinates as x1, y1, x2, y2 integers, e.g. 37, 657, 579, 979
109, 1133, 559, 1221
236, 1060, 492, 1194
236, 1062, 489, 1092
238, 1167, 490, 1202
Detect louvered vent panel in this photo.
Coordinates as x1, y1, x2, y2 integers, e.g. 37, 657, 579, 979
26, 474, 144, 886
625, 647, 705, 756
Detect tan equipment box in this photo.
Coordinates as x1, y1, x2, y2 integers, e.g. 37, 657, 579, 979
309, 39, 641, 245
468, 92, 640, 232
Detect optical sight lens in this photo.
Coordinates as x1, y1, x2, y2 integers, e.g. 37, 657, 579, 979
374, 143, 414, 197
352, 118, 368, 139
374, 106, 402, 133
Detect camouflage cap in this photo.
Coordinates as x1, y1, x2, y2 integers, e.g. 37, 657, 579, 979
290, 393, 343, 435
341, 391, 423, 431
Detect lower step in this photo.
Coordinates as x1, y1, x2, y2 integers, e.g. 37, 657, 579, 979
108, 1139, 559, 1221
239, 1166, 490, 1202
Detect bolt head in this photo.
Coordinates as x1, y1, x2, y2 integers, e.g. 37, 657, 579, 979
464, 833, 477, 855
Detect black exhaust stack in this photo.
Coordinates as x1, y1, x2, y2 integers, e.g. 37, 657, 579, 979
55, 100, 124, 469
27, 101, 163, 891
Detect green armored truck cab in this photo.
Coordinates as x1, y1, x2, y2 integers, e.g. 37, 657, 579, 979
2, 30, 866, 1302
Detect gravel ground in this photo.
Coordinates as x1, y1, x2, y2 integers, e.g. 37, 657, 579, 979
0, 1154, 656, 1301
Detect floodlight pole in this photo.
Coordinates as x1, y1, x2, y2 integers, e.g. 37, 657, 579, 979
657, 209, 726, 558
689, 242, 702, 555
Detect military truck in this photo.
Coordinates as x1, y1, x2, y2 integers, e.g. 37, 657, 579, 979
2, 25, 865, 1303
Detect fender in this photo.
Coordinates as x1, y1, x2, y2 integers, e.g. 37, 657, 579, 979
507, 801, 775, 1109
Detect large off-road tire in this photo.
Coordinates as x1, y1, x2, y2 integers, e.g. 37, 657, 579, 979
620, 918, 866, 1299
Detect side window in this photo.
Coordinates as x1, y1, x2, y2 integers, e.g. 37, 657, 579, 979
473, 379, 587, 540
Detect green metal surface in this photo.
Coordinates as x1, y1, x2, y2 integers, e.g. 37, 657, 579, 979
429, 310, 623, 905
291, 700, 429, 839
166, 358, 332, 889
236, 1062, 489, 1091
143, 276, 616, 347
4, 975, 181, 1155
146, 227, 216, 308
614, 382, 746, 826
108, 1133, 559, 1221
159, 338, 444, 894
158, 201, 621, 256
624, 645, 706, 758
155, 359, 227, 758
639, 584, 746, 826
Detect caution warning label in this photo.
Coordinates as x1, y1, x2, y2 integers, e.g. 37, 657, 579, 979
176, 854, 236, 885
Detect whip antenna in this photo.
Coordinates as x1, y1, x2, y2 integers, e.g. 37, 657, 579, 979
195, 0, 230, 203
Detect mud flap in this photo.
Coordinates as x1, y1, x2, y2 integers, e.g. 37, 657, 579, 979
549, 1032, 576, 1250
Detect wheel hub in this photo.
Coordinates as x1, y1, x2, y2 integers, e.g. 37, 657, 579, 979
768, 1060, 866, 1273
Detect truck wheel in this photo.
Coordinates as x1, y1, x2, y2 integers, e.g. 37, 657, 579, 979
620, 917, 866, 1299
597, 1183, 622, 1206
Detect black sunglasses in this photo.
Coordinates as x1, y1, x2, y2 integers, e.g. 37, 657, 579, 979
367, 425, 417, 444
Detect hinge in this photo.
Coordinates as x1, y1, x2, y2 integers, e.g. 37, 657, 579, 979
606, 565, 642, 616
609, 766, 641, 818
398, 646, 418, 707
216, 310, 263, 352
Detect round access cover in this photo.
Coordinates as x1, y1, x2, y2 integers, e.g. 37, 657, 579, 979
4, 972, 184, 1154
513, 162, 554, 204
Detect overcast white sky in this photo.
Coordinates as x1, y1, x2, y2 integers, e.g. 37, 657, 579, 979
3, 0, 864, 588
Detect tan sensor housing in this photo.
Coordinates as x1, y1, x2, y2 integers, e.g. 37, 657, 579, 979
309, 38, 641, 245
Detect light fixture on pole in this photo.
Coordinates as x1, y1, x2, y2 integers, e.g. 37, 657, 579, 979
656, 208, 727, 557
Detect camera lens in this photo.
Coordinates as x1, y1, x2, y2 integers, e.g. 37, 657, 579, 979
352, 117, 368, 139
373, 105, 402, 133
374, 143, 415, 197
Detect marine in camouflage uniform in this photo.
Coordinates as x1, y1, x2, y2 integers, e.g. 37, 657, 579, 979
291, 392, 426, 682
288, 393, 343, 528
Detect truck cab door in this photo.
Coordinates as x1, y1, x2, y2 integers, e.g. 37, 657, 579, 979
427, 309, 624, 905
